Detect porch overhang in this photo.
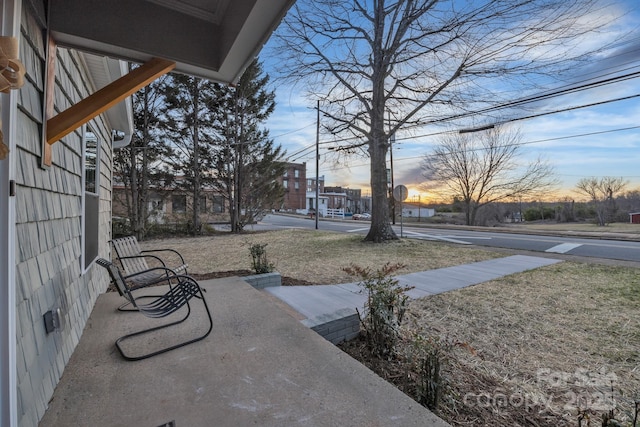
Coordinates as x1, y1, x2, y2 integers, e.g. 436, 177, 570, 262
42, 0, 295, 152
48, 0, 295, 85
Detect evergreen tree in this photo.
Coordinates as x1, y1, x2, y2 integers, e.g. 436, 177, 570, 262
161, 74, 219, 235
211, 60, 285, 232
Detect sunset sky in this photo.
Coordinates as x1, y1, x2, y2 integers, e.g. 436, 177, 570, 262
261, 0, 640, 201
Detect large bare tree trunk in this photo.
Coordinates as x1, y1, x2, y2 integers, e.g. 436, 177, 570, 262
366, 136, 396, 242
365, 0, 397, 242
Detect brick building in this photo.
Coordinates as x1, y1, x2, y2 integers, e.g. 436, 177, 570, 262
277, 162, 307, 211
112, 183, 226, 225
324, 186, 363, 214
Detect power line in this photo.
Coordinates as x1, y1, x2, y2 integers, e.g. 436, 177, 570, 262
273, 63, 640, 147
316, 125, 640, 172
286, 143, 315, 159
270, 123, 315, 139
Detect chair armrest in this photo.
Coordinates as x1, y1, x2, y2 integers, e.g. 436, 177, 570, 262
140, 248, 187, 265
118, 253, 168, 268
124, 266, 181, 288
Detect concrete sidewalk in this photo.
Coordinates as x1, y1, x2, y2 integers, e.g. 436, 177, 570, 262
39, 276, 449, 427
266, 254, 561, 324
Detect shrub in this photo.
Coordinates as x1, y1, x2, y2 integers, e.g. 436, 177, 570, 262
341, 263, 475, 415
249, 243, 274, 274
344, 263, 412, 359
402, 333, 444, 410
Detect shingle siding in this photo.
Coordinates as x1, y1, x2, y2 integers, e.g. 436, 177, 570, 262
15, 7, 114, 427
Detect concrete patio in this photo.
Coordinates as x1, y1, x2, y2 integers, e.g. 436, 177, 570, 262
39, 276, 449, 427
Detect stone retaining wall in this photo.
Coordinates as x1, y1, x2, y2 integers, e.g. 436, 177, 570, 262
245, 274, 360, 344
302, 308, 360, 344
243, 272, 281, 289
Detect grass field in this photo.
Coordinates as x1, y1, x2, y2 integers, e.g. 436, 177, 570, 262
511, 221, 640, 234
141, 229, 501, 284
409, 261, 640, 426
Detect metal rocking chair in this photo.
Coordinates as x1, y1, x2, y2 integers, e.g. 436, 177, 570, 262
97, 258, 213, 361
111, 236, 189, 312
111, 235, 189, 285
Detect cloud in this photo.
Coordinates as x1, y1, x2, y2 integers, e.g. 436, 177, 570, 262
261, 0, 640, 195
394, 163, 425, 187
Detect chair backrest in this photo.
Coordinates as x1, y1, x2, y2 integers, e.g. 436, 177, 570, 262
111, 236, 149, 275
96, 258, 134, 303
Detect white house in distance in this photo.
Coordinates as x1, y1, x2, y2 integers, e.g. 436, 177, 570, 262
0, 1, 294, 426
400, 202, 435, 220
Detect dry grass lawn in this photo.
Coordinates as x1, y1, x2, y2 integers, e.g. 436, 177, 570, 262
409, 262, 640, 426
509, 222, 640, 235
140, 228, 500, 284
140, 229, 640, 426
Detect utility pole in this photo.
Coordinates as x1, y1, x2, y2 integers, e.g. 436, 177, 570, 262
315, 99, 319, 230
390, 131, 395, 225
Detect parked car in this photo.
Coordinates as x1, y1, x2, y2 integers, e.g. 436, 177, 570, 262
353, 213, 371, 220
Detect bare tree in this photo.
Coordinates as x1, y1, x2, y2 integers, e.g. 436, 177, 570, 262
272, 0, 621, 242
422, 126, 557, 226
113, 74, 171, 240
575, 176, 628, 226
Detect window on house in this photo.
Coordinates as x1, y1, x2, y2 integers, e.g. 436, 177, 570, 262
149, 198, 164, 211
82, 127, 99, 270
199, 196, 207, 214
213, 196, 224, 213
294, 181, 299, 190
283, 170, 288, 177
172, 195, 187, 213
283, 180, 288, 189
294, 169, 299, 178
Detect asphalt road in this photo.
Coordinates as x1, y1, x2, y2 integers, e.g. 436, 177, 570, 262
255, 214, 640, 263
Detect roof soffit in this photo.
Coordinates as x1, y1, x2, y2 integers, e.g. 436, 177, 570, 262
47, 0, 295, 84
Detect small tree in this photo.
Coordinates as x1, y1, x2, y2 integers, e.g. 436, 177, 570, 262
162, 74, 219, 235
249, 243, 274, 274
574, 177, 627, 226
344, 263, 411, 359
211, 60, 285, 232
422, 126, 557, 226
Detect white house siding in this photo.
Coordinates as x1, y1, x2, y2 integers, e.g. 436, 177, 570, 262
15, 7, 112, 427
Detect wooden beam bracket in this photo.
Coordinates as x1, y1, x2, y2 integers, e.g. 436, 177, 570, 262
46, 57, 175, 146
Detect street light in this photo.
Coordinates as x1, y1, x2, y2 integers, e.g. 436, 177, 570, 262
459, 124, 494, 134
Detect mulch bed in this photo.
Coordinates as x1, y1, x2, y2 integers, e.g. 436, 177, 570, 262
190, 270, 315, 286
106, 270, 315, 292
